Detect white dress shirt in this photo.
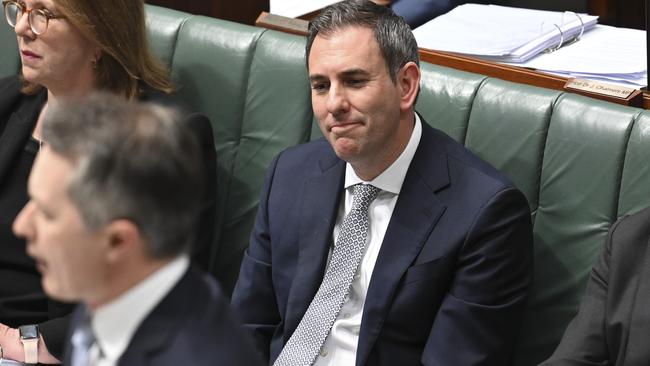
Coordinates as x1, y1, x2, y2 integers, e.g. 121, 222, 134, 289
75, 255, 189, 366
314, 115, 422, 366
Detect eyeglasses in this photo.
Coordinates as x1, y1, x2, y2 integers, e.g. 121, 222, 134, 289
2, 0, 65, 35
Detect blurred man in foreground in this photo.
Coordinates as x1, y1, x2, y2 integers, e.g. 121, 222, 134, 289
13, 93, 261, 366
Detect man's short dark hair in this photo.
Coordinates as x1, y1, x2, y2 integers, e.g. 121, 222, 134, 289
306, 0, 419, 81
43, 93, 204, 259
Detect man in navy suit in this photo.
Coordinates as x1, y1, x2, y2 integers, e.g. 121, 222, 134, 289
12, 93, 261, 366
372, 0, 494, 28
372, 0, 459, 28
231, 1, 533, 365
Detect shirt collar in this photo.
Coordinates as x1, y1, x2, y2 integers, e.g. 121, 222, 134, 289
344, 113, 422, 194
90, 255, 189, 362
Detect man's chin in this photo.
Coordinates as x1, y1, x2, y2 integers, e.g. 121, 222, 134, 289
42, 281, 74, 302
333, 143, 362, 162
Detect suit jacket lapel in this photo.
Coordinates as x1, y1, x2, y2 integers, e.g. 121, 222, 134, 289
117, 269, 193, 365
284, 152, 345, 338
620, 234, 650, 365
0, 89, 45, 182
356, 123, 450, 365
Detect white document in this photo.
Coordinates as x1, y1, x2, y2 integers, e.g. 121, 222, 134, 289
512, 25, 647, 87
515, 25, 646, 74
270, 0, 339, 18
413, 4, 598, 62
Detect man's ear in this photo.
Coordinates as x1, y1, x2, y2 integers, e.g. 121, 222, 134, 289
103, 219, 141, 263
398, 61, 421, 112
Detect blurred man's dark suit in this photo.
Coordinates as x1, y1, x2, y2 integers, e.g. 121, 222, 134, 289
64, 267, 262, 366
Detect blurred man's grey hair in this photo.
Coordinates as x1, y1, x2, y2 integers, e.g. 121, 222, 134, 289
43, 92, 204, 258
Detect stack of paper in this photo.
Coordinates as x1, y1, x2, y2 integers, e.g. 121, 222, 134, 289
511, 25, 647, 87
413, 4, 598, 63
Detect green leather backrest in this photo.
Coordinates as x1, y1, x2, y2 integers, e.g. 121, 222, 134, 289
211, 28, 314, 289
465, 78, 559, 210
417, 62, 486, 142
145, 8, 315, 291
620, 111, 650, 216
3, 6, 650, 366
144, 5, 192, 68
167, 15, 266, 285
0, 17, 19, 77
514, 95, 641, 364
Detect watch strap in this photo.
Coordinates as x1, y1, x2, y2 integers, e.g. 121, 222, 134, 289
21, 337, 38, 364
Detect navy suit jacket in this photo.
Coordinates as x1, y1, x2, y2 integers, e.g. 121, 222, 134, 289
391, 0, 457, 28
64, 266, 262, 366
232, 120, 533, 365
391, 0, 500, 29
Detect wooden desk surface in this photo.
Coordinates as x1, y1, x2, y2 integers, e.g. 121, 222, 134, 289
256, 12, 648, 109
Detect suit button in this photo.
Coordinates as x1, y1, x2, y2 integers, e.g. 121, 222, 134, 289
342, 313, 351, 319
320, 348, 328, 357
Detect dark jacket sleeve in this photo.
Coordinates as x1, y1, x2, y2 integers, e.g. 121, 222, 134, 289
39, 313, 72, 360
183, 112, 217, 271
138, 89, 218, 272
421, 187, 534, 365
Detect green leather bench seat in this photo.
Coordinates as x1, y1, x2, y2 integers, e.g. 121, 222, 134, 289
2, 5, 649, 365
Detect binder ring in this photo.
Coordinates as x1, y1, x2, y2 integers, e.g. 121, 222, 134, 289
544, 24, 564, 53
575, 13, 585, 40
563, 12, 585, 47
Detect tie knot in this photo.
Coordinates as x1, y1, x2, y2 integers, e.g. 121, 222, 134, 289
351, 184, 380, 212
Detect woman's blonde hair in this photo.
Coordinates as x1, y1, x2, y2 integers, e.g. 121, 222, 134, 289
22, 0, 172, 98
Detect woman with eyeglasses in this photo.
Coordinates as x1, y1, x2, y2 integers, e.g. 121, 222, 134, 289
0, 0, 217, 363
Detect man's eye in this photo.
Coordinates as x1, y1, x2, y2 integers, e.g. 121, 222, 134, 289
311, 83, 329, 93
346, 79, 366, 87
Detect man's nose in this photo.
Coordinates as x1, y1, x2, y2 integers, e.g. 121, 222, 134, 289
326, 84, 351, 116
13, 201, 36, 241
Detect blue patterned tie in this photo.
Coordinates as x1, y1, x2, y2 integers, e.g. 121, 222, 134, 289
274, 184, 381, 366
70, 312, 97, 366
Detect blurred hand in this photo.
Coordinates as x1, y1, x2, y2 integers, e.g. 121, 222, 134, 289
0, 323, 23, 362
0, 323, 60, 364
370, 0, 392, 6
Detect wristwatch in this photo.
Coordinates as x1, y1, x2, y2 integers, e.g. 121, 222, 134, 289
19, 324, 39, 364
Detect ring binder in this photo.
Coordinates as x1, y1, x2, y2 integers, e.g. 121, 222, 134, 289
543, 12, 585, 53
412, 4, 600, 63
563, 12, 585, 46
